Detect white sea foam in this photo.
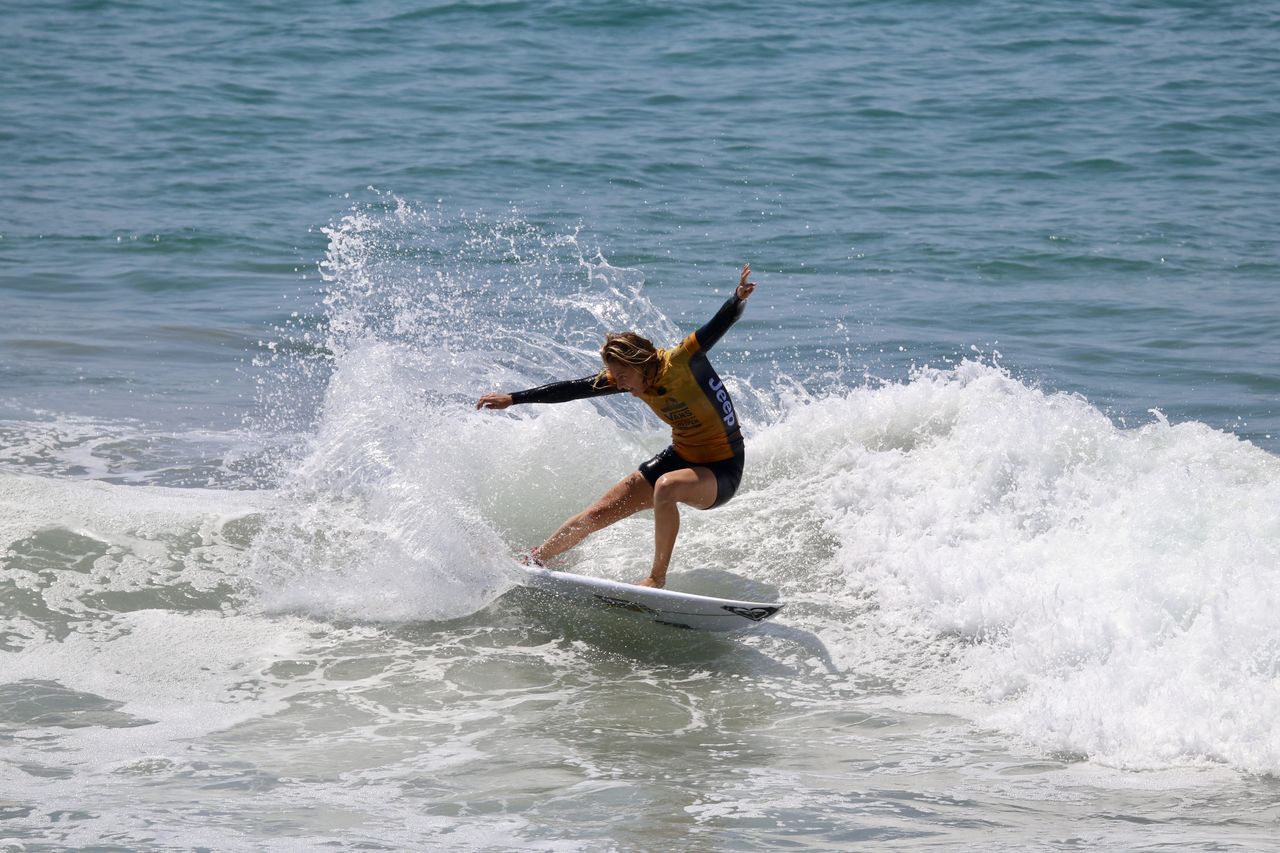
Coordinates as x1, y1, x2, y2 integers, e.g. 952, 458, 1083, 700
0, 473, 262, 635
0, 412, 269, 487
755, 361, 1280, 774
0, 469, 260, 541
245, 340, 525, 622
5, 609, 309, 758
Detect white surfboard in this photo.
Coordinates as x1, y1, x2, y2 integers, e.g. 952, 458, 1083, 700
520, 565, 783, 633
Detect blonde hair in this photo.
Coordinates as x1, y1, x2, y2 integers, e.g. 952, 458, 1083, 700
595, 332, 661, 389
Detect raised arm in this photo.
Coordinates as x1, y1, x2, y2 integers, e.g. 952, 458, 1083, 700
476, 375, 624, 410
694, 263, 757, 352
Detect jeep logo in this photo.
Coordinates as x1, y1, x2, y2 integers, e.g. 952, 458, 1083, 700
707, 377, 737, 429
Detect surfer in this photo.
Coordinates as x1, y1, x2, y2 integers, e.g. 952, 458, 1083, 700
476, 264, 758, 588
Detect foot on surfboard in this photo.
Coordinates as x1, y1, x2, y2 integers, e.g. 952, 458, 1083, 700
518, 548, 546, 568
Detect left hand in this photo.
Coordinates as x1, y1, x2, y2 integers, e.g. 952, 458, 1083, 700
735, 263, 757, 301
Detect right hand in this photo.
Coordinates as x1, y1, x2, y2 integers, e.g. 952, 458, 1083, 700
476, 392, 514, 410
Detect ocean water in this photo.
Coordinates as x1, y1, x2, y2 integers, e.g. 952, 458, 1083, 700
3, 0, 1279, 849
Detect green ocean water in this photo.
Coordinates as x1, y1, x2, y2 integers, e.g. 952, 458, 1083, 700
2, 1, 1279, 849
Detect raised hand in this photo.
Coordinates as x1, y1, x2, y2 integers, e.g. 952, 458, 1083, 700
736, 263, 757, 300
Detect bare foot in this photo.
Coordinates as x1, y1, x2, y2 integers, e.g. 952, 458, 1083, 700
638, 575, 665, 588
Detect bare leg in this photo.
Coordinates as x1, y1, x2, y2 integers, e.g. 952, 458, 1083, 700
538, 472, 654, 562
642, 467, 718, 588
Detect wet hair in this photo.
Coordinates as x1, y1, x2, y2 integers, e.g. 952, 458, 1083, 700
595, 332, 661, 389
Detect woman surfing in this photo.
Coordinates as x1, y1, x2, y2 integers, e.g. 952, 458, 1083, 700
476, 264, 758, 588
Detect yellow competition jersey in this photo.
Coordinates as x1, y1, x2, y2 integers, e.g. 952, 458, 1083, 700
639, 332, 743, 464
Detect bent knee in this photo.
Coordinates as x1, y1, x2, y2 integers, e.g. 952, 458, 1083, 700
651, 473, 678, 505
656, 468, 721, 510
653, 472, 697, 507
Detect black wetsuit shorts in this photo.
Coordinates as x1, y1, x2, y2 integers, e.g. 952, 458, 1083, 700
638, 445, 744, 510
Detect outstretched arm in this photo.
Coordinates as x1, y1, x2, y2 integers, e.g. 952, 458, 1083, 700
694, 263, 757, 352
476, 375, 624, 410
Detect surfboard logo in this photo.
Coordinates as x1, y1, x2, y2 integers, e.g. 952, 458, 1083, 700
723, 605, 781, 622
593, 594, 659, 616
